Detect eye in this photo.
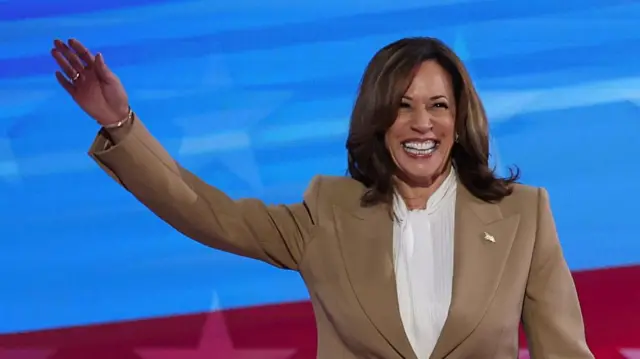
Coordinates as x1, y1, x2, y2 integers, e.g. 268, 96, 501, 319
433, 102, 449, 109
400, 101, 411, 108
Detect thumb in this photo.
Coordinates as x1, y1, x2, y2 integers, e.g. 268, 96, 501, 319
95, 53, 118, 84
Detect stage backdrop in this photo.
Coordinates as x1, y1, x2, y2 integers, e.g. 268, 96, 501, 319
0, 0, 639, 358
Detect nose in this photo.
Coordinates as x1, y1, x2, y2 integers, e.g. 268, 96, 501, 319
410, 109, 433, 133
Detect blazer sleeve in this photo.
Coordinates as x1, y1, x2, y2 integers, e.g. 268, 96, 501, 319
521, 188, 594, 359
87, 115, 319, 270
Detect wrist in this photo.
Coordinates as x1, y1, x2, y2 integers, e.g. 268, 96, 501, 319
102, 107, 133, 129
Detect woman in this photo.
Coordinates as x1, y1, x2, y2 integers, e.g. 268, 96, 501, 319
51, 37, 594, 359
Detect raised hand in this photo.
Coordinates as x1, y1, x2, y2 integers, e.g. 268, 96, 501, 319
51, 39, 130, 127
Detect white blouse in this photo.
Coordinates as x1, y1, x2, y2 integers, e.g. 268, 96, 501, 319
393, 170, 457, 359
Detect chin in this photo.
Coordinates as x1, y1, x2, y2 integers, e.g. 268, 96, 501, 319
395, 146, 449, 183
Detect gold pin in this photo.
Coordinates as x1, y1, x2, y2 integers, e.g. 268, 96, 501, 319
483, 232, 495, 243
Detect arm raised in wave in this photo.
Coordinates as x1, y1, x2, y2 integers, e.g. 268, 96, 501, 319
89, 117, 320, 270
51, 38, 319, 270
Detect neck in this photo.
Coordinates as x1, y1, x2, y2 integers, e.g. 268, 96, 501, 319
394, 166, 453, 210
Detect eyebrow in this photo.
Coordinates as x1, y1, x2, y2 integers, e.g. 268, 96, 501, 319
402, 95, 448, 101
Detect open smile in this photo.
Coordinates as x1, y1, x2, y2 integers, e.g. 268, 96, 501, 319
401, 140, 440, 157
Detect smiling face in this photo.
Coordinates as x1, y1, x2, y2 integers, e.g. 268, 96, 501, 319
385, 60, 457, 188
348, 37, 510, 206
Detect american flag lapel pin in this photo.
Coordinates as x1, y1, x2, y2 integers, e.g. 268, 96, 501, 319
483, 232, 495, 243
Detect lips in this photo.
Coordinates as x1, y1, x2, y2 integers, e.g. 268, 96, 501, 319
401, 139, 440, 156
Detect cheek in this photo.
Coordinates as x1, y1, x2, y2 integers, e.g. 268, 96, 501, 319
435, 120, 456, 142
384, 131, 392, 150
385, 120, 405, 147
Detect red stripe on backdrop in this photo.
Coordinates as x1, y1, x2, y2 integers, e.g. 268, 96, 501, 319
1, 265, 638, 359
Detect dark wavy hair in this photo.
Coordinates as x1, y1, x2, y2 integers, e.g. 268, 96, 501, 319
346, 37, 519, 206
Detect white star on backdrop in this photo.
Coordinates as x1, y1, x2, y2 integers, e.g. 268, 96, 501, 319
174, 87, 293, 194
131, 55, 293, 194
136, 292, 297, 359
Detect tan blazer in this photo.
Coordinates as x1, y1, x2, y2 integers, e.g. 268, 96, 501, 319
88, 117, 594, 359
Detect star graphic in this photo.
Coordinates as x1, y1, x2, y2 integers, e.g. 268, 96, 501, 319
174, 88, 292, 195
136, 293, 296, 359
621, 348, 640, 359
131, 55, 293, 195
0, 348, 53, 359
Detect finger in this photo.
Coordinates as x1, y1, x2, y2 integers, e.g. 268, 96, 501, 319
55, 71, 75, 94
95, 53, 117, 84
51, 48, 77, 80
54, 39, 85, 74
68, 38, 95, 65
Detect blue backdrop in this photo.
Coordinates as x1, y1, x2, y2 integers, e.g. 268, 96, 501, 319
1, 0, 638, 335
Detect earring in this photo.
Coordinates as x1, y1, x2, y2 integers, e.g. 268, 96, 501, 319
455, 133, 459, 142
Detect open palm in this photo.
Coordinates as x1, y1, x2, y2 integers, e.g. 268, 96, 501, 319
51, 39, 130, 126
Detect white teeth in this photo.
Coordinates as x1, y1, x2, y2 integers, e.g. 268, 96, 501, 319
402, 140, 438, 156
402, 140, 437, 150
404, 147, 435, 156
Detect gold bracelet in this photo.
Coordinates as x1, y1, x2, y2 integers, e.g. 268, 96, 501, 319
103, 107, 133, 129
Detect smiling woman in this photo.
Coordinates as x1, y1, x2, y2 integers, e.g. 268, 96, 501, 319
347, 38, 518, 209
52, 36, 594, 359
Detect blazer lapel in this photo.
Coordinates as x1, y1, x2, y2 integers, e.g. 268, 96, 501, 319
333, 202, 417, 359
430, 183, 520, 359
